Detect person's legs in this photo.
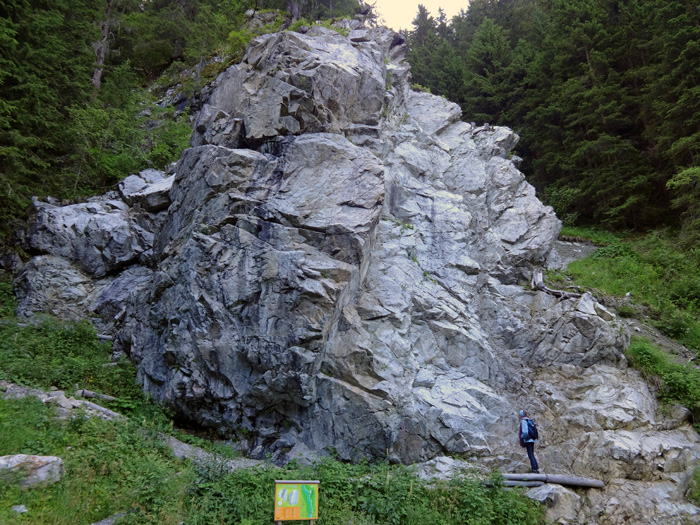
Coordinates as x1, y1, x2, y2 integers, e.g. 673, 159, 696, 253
525, 442, 539, 472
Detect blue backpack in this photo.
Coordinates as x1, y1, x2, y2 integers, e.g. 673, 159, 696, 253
524, 418, 539, 440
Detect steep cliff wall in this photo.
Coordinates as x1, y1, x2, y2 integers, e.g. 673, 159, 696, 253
15, 20, 700, 524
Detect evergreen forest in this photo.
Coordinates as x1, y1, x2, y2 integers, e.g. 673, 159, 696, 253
406, 0, 700, 244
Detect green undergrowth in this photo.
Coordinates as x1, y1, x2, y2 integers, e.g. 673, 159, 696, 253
626, 337, 700, 429
0, 397, 189, 524
0, 275, 17, 318
182, 461, 542, 525
0, 318, 149, 415
550, 229, 700, 353
0, 399, 544, 525
558, 226, 620, 246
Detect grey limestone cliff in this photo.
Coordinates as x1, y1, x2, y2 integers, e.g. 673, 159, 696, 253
14, 19, 700, 525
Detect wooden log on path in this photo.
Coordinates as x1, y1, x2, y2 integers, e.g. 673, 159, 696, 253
503, 473, 605, 489
503, 473, 547, 482
74, 387, 119, 403
503, 480, 545, 488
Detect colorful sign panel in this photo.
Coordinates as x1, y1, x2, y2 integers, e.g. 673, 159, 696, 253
274, 480, 319, 521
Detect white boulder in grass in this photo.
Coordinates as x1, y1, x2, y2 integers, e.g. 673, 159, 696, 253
0, 454, 65, 489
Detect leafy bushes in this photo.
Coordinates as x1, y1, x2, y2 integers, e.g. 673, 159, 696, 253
0, 276, 16, 318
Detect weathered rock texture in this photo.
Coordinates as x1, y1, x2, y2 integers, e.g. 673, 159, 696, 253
14, 20, 700, 524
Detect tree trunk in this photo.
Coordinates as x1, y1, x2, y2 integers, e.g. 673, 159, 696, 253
92, 0, 114, 89
531, 269, 582, 299
287, 0, 301, 21
503, 473, 605, 489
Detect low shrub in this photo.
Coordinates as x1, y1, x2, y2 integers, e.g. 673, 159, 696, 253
184, 460, 543, 525
0, 276, 16, 318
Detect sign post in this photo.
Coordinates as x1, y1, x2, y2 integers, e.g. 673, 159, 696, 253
274, 480, 319, 524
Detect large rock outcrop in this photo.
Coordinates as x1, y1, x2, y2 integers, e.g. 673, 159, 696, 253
14, 19, 700, 524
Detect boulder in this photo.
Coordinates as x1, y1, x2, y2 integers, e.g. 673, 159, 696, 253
0, 455, 64, 489
191, 28, 385, 149
29, 197, 152, 278
118, 169, 174, 212
526, 484, 582, 525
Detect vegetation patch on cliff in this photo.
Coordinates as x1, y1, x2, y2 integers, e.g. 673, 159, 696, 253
627, 337, 700, 430
550, 229, 700, 354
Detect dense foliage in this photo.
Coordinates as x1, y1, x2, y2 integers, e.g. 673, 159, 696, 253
406, 0, 700, 242
0, 0, 359, 247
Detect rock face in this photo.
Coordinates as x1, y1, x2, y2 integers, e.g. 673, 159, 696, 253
14, 20, 700, 524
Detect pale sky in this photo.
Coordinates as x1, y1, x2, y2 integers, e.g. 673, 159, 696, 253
372, 0, 470, 32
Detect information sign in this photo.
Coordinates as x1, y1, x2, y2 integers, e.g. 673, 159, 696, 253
274, 480, 319, 521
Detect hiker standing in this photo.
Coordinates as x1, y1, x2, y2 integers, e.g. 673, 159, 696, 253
519, 410, 540, 473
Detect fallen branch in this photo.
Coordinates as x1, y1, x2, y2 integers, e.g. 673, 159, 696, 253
531, 269, 582, 299
78, 400, 127, 421
74, 386, 119, 403
503, 473, 604, 489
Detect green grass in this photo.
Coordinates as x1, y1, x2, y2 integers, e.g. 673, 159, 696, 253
0, 318, 148, 414
559, 226, 620, 246
0, 403, 544, 525
181, 461, 542, 525
0, 397, 191, 525
626, 336, 700, 429
690, 466, 700, 506
550, 230, 700, 352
